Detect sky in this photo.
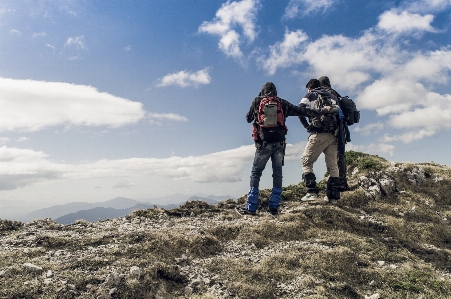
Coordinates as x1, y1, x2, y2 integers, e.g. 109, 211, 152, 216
1, 0, 451, 207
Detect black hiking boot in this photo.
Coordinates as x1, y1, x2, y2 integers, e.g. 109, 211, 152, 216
267, 207, 279, 216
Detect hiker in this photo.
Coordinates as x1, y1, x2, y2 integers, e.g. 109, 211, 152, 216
241, 82, 328, 215
319, 75, 358, 192
318, 76, 349, 192
299, 79, 341, 204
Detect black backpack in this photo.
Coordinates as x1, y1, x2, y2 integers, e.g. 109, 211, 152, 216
311, 93, 339, 133
339, 96, 360, 126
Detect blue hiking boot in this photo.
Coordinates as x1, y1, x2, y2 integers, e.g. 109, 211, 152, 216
268, 187, 282, 214
245, 187, 259, 213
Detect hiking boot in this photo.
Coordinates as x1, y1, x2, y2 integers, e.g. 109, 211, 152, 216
337, 184, 350, 192
267, 207, 279, 216
325, 196, 339, 204
236, 207, 257, 216
301, 193, 318, 202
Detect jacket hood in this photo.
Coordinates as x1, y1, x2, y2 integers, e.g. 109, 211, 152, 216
318, 76, 331, 88
260, 82, 277, 97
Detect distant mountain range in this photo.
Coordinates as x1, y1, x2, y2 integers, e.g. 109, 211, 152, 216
1, 194, 235, 224
55, 203, 157, 224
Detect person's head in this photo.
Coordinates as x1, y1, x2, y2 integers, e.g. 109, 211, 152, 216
305, 79, 321, 91
261, 82, 277, 97
318, 76, 331, 88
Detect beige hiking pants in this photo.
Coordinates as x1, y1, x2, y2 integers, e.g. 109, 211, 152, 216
302, 132, 339, 177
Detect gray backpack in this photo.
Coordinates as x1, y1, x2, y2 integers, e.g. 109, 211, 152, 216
311, 93, 339, 133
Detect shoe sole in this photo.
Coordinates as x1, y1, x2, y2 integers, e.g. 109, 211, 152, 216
306, 199, 329, 204
235, 207, 256, 216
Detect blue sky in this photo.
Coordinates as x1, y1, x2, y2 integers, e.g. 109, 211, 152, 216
1, 0, 451, 207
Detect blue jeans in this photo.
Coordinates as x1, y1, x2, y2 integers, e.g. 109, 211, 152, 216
250, 141, 284, 189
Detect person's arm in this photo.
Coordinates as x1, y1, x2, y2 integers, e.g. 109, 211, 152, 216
284, 98, 329, 118
246, 97, 259, 123
299, 116, 310, 129
298, 98, 311, 128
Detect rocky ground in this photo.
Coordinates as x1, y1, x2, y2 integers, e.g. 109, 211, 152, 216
1, 151, 451, 299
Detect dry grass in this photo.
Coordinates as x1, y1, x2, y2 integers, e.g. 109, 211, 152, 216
1, 152, 451, 298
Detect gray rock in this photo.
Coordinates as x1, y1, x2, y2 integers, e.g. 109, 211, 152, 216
366, 185, 382, 200
432, 174, 444, 182
406, 167, 426, 184
0, 269, 11, 277
105, 272, 122, 287
359, 172, 396, 199
379, 175, 395, 195
129, 266, 141, 279
23, 263, 43, 273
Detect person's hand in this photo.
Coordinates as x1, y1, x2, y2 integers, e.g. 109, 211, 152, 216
324, 106, 331, 111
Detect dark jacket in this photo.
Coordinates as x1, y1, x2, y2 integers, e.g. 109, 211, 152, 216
322, 86, 351, 145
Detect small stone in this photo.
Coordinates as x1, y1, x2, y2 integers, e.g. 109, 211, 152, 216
129, 266, 141, 279
0, 269, 10, 277
43, 278, 52, 285
23, 263, 43, 273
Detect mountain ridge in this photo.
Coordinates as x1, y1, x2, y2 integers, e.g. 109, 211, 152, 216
1, 151, 450, 298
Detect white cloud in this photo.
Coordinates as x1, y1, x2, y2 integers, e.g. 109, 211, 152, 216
198, 0, 260, 58
0, 137, 11, 144
15, 137, 29, 142
380, 129, 437, 143
148, 113, 189, 126
405, 0, 451, 13
256, 7, 451, 143
46, 43, 56, 53
259, 30, 399, 88
32, 31, 46, 38
377, 10, 436, 34
258, 29, 308, 75
347, 143, 396, 157
388, 92, 451, 130
0, 144, 255, 190
9, 29, 21, 35
283, 0, 335, 19
0, 142, 310, 191
284, 141, 308, 162
124, 45, 131, 52
113, 179, 135, 189
64, 35, 87, 50
157, 68, 211, 88
0, 8, 15, 15
356, 79, 427, 114
0, 77, 146, 132
0, 146, 66, 190
353, 122, 385, 136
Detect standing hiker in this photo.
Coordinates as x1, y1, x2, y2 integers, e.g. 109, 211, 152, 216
298, 79, 342, 204
319, 75, 360, 192
241, 82, 328, 215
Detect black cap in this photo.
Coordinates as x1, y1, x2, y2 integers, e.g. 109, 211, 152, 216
306, 79, 321, 89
